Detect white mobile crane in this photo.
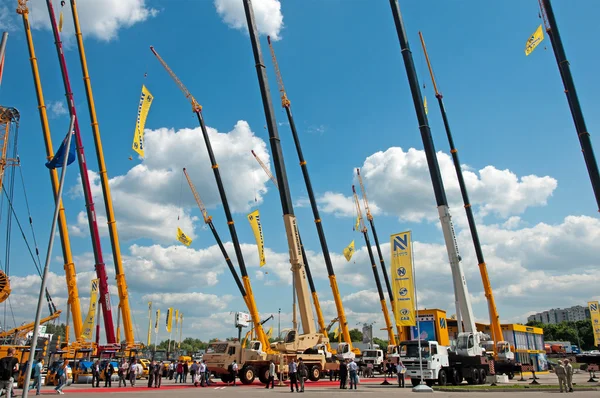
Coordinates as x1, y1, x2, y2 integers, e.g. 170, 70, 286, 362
389, 0, 492, 386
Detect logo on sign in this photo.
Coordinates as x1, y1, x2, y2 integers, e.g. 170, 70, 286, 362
400, 308, 409, 316
440, 318, 446, 329
592, 303, 598, 312
394, 234, 408, 251
397, 267, 406, 277
399, 288, 408, 297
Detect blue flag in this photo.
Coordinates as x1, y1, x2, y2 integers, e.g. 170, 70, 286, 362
45, 133, 76, 169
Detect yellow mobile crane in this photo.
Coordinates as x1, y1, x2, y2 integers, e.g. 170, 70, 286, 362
356, 169, 406, 351
267, 34, 358, 360
66, 0, 135, 347
251, 150, 333, 355
352, 186, 397, 347
17, 0, 84, 341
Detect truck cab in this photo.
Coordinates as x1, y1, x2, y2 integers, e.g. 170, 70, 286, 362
203, 340, 266, 383
399, 340, 450, 387
361, 349, 384, 372
335, 343, 355, 361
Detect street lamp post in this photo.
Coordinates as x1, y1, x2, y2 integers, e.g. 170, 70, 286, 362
278, 308, 281, 338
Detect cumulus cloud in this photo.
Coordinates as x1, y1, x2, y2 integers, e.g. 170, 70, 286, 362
48, 101, 68, 118
319, 147, 557, 223
24, 0, 158, 42
142, 292, 234, 317
215, 0, 283, 40
69, 121, 272, 243
317, 191, 382, 218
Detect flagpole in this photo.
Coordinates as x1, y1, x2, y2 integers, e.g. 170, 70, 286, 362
22, 115, 75, 398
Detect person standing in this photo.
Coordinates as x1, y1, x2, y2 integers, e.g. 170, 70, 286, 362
190, 361, 198, 386
339, 359, 348, 389
183, 361, 189, 383
288, 358, 299, 392
128, 359, 138, 386
104, 361, 114, 387
564, 359, 574, 392
118, 359, 128, 387
396, 360, 406, 388
347, 358, 358, 390
147, 360, 156, 388
297, 358, 307, 392
0, 348, 18, 398
91, 359, 100, 387
555, 360, 567, 393
153, 362, 162, 388
265, 360, 275, 389
203, 360, 210, 386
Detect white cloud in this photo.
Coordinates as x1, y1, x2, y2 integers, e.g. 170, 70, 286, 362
319, 147, 557, 223
142, 292, 234, 317
215, 0, 283, 40
68, 121, 272, 244
48, 101, 68, 118
317, 191, 382, 218
0, 5, 17, 31
25, 0, 158, 42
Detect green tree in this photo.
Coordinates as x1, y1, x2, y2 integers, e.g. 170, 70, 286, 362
526, 320, 595, 350
373, 337, 388, 351
349, 328, 363, 342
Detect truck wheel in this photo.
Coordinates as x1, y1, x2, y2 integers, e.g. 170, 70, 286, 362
450, 368, 459, 386
472, 368, 481, 385
479, 368, 486, 384
411, 378, 420, 387
239, 365, 256, 385
438, 369, 447, 386
308, 365, 321, 382
258, 367, 270, 384
220, 374, 233, 383
507, 371, 514, 380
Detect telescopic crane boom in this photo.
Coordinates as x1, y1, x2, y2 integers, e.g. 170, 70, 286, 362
17, 0, 84, 341
356, 169, 404, 343
419, 32, 510, 360
267, 34, 356, 356
182, 168, 251, 310
538, 0, 600, 212
151, 46, 273, 355
45, 0, 116, 343
389, 0, 484, 356
67, 0, 135, 346
352, 185, 396, 346
243, 0, 325, 346
251, 150, 331, 352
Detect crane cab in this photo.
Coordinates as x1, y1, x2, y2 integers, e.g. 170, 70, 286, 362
456, 332, 484, 357
496, 341, 514, 361
336, 343, 355, 360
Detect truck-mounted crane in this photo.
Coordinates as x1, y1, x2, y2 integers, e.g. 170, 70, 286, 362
388, 0, 491, 386
267, 35, 358, 360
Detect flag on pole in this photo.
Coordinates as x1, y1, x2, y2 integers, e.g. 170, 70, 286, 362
46, 131, 76, 169
525, 25, 544, 56
391, 231, 416, 326
166, 307, 173, 333
132, 85, 154, 157
154, 309, 160, 333
81, 279, 99, 340
343, 240, 355, 262
424, 96, 428, 114
247, 209, 266, 266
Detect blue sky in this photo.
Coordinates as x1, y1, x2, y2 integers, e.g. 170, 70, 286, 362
0, 0, 599, 343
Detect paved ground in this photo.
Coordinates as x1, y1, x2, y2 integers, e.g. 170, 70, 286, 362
13, 370, 600, 396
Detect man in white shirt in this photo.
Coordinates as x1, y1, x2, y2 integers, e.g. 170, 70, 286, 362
347, 359, 358, 389
265, 360, 276, 389
289, 359, 299, 392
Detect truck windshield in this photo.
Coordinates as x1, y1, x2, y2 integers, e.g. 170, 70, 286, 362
363, 350, 377, 357
208, 343, 229, 354
399, 344, 430, 358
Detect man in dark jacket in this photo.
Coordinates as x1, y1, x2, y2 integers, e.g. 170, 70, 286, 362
104, 362, 115, 387
153, 362, 162, 388
339, 359, 348, 389
147, 360, 155, 388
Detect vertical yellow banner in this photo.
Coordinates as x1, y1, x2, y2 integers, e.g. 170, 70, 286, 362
147, 301, 152, 346
588, 301, 600, 346
247, 209, 266, 266
391, 231, 416, 326
81, 279, 99, 340
132, 84, 154, 157
154, 309, 160, 333
166, 307, 173, 333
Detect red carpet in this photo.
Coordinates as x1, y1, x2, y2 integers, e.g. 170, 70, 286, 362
45, 377, 400, 393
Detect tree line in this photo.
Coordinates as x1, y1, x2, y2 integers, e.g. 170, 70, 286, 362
526, 320, 596, 350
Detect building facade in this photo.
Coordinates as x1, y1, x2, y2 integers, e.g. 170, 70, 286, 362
527, 305, 591, 325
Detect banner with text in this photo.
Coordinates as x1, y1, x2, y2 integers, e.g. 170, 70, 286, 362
132, 84, 154, 157
81, 279, 99, 340
247, 209, 266, 266
391, 231, 416, 327
166, 307, 173, 333
588, 301, 600, 346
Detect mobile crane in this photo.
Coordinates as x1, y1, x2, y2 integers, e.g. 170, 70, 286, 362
241, 0, 337, 383
43, 0, 116, 344
252, 150, 334, 356
267, 35, 358, 360
418, 32, 516, 376
67, 0, 135, 347
388, 0, 491, 386
351, 185, 397, 347
356, 168, 406, 349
